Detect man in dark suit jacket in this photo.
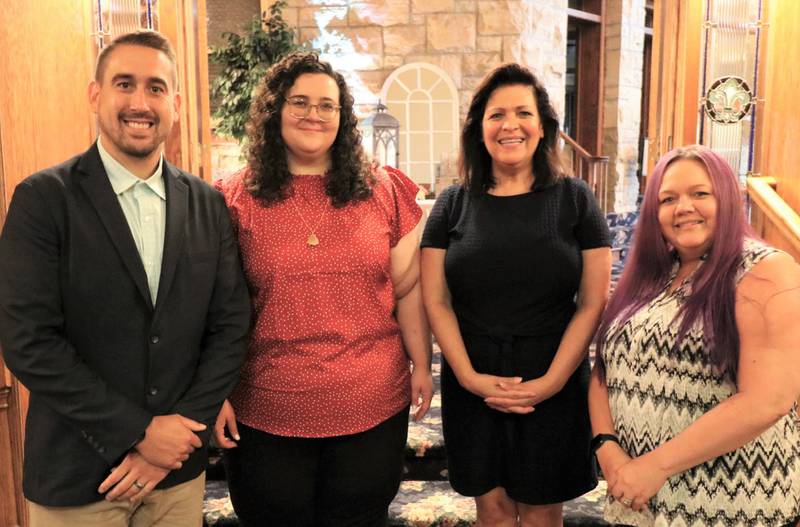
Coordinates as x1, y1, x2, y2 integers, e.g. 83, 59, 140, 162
0, 31, 251, 526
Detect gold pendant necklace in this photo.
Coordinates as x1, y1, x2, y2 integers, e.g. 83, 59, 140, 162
289, 189, 327, 247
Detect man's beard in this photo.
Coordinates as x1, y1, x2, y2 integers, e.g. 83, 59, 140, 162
102, 111, 164, 159
119, 139, 159, 158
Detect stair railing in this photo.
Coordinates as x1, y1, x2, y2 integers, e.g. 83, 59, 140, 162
559, 131, 610, 212
746, 176, 800, 259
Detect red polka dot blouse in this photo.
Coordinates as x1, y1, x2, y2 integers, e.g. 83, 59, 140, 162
215, 167, 422, 437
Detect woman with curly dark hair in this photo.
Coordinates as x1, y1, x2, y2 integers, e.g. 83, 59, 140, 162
421, 63, 611, 526
212, 51, 433, 526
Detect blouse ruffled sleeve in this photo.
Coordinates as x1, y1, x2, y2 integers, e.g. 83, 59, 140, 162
379, 166, 423, 247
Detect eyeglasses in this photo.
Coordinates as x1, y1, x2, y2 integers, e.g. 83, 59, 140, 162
285, 96, 341, 122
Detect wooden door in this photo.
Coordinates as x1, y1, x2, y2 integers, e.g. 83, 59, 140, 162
646, 0, 704, 177
0, 2, 210, 524
0, 2, 96, 524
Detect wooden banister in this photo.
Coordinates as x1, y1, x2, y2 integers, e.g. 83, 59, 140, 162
559, 131, 611, 211
746, 176, 800, 256
560, 131, 597, 160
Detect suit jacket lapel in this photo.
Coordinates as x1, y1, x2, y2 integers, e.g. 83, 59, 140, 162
155, 163, 187, 312
77, 143, 153, 309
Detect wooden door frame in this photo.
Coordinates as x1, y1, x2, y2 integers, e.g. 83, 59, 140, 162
0, 2, 212, 524
0, 71, 28, 527
0, 362, 27, 527
568, 0, 606, 156
646, 0, 704, 180
160, 0, 213, 181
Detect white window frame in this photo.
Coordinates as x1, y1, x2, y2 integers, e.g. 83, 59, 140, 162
380, 63, 459, 188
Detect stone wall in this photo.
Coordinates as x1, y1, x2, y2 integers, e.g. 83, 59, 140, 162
263, 0, 569, 121
603, 0, 646, 212
206, 0, 649, 209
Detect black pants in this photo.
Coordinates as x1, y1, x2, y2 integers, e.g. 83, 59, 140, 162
224, 407, 409, 527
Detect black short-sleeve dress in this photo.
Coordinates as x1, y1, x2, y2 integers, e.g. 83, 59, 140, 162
421, 177, 610, 504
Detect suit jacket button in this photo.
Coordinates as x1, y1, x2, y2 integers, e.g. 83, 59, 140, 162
98, 446, 106, 454
150, 335, 160, 344
148, 387, 159, 396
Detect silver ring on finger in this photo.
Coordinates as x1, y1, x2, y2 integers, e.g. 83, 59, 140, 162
621, 497, 632, 506
133, 481, 145, 490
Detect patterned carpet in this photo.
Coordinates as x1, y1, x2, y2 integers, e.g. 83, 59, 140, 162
204, 480, 238, 527
388, 480, 609, 527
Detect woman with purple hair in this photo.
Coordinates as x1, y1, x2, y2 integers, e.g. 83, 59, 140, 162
588, 144, 800, 525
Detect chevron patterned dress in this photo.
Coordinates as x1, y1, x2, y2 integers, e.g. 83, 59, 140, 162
602, 239, 800, 526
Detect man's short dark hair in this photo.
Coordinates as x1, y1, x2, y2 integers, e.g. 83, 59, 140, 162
95, 31, 178, 87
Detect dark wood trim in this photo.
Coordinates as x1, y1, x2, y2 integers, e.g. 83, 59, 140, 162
560, 130, 608, 162
0, 377, 27, 527
571, 0, 604, 155
9, 378, 28, 526
0, 393, 17, 527
638, 31, 653, 186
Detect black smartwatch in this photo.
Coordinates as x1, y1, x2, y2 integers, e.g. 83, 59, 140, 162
590, 433, 620, 455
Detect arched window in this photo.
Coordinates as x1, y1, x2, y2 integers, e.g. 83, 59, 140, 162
380, 63, 459, 188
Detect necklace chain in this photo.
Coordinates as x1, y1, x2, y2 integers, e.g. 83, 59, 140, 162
289, 188, 327, 247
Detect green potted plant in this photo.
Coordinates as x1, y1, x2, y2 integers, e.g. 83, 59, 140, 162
209, 0, 299, 141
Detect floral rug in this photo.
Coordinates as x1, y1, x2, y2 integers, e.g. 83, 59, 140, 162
388, 480, 609, 527
203, 480, 238, 527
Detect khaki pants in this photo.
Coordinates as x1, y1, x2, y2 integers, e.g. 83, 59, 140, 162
28, 472, 205, 527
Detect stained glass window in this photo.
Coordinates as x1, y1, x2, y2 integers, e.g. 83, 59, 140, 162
699, 0, 764, 182
92, 0, 158, 48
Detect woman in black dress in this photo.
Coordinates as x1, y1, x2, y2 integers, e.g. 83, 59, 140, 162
420, 63, 611, 526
